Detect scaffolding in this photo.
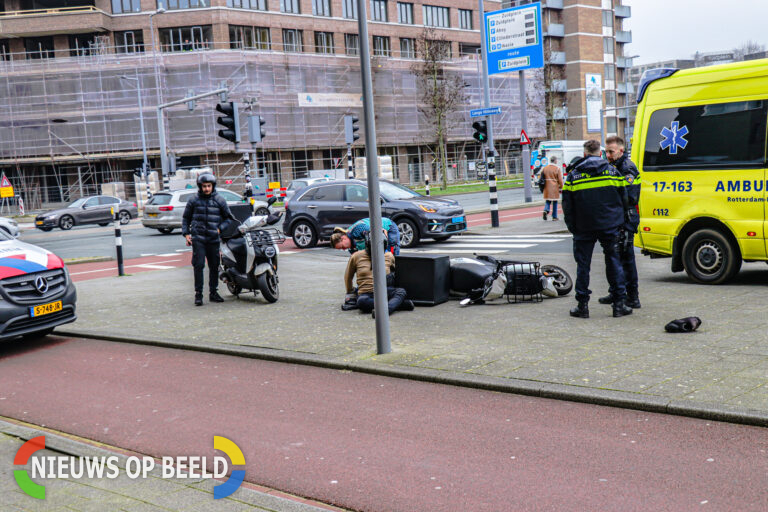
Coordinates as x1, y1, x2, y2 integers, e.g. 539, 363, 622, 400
0, 41, 545, 209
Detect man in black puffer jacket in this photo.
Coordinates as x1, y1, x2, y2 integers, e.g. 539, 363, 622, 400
562, 139, 632, 319
182, 173, 236, 306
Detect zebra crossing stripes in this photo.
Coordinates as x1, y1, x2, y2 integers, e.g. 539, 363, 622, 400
403, 234, 572, 254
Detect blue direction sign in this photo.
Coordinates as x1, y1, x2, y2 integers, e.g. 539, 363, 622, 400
470, 107, 502, 118
484, 2, 544, 75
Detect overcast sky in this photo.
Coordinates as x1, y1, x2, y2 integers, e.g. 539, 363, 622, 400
626, 0, 768, 64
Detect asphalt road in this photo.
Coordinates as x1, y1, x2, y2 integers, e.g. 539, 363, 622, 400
1, 336, 765, 512
446, 186, 531, 212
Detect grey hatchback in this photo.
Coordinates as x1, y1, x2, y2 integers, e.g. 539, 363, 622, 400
35, 195, 138, 231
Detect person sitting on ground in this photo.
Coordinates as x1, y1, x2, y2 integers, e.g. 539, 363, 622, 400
344, 237, 413, 318
330, 217, 401, 255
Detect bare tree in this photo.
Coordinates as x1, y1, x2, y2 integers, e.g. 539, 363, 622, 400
524, 46, 565, 140
733, 40, 766, 61
412, 28, 467, 189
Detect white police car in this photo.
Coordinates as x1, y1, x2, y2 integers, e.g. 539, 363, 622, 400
0, 229, 77, 340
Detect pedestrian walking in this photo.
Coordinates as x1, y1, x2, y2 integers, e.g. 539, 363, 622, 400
599, 135, 642, 309
182, 173, 236, 306
540, 156, 563, 221
562, 140, 633, 319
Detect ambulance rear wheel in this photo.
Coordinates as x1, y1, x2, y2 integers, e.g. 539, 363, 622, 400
682, 228, 741, 284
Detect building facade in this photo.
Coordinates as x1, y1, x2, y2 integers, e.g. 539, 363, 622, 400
0, 0, 551, 208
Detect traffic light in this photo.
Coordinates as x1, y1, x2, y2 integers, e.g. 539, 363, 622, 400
216, 101, 240, 144
248, 115, 267, 143
472, 120, 488, 144
169, 154, 182, 175
133, 167, 142, 178
344, 114, 360, 144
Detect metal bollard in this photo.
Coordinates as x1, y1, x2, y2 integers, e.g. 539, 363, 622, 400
425, 175, 430, 196
113, 207, 125, 276
488, 152, 499, 228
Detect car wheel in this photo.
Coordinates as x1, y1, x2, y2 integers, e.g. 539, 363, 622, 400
397, 218, 420, 248
98, 222, 110, 227
432, 235, 452, 242
681, 228, 741, 284
59, 215, 74, 230
119, 210, 131, 225
40, 227, 53, 232
158, 227, 175, 234
255, 207, 269, 217
292, 221, 317, 249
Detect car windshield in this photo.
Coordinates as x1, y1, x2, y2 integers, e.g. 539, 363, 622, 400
68, 198, 88, 208
147, 194, 172, 205
379, 181, 421, 201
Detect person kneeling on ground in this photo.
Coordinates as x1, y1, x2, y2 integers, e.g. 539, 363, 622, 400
331, 217, 401, 255
344, 241, 413, 318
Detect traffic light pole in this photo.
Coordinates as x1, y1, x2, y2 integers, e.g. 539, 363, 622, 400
356, 0, 390, 355
478, 0, 499, 227
157, 87, 228, 190
520, 71, 533, 203
347, 144, 354, 179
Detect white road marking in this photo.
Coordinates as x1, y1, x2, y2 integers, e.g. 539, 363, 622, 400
140, 253, 156, 257
134, 264, 175, 270
157, 253, 179, 257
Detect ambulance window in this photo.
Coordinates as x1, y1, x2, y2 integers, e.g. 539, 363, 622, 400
643, 100, 767, 170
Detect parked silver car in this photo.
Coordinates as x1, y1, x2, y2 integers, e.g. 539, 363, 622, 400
142, 188, 269, 234
0, 217, 19, 238
35, 195, 139, 231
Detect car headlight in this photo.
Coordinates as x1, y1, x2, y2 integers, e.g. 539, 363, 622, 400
417, 203, 437, 213
46, 214, 57, 220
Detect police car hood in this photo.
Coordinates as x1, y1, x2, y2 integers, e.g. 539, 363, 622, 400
574, 156, 612, 176
0, 239, 65, 280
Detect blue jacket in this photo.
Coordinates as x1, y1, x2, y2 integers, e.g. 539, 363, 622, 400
181, 191, 235, 244
347, 218, 400, 254
614, 154, 641, 233
562, 156, 629, 235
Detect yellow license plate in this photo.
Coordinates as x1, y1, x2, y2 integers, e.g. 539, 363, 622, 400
35, 221, 43, 225
30, 301, 62, 317
147, 213, 158, 217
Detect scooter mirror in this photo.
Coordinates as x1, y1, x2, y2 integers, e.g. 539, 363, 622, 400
266, 197, 277, 206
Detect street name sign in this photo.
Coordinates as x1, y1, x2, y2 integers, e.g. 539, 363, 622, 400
484, 2, 544, 75
470, 107, 502, 118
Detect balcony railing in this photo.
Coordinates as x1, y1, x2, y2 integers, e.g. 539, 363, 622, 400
616, 56, 634, 68
547, 51, 566, 65
615, 5, 631, 18
0, 6, 100, 18
549, 79, 567, 92
543, 0, 564, 9
616, 30, 632, 44
544, 23, 565, 38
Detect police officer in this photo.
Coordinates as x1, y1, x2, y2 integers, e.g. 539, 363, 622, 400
599, 135, 641, 309
182, 173, 236, 306
562, 139, 633, 319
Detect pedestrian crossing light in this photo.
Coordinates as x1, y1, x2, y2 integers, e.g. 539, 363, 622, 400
216, 101, 240, 144
472, 120, 488, 144
344, 115, 360, 144
248, 115, 267, 144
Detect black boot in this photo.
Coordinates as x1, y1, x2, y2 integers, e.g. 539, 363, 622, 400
209, 291, 225, 303
598, 294, 614, 305
569, 301, 589, 318
612, 299, 633, 317
626, 292, 641, 309
400, 299, 415, 311
194, 293, 203, 306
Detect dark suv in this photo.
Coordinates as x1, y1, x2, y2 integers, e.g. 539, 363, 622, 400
283, 180, 466, 249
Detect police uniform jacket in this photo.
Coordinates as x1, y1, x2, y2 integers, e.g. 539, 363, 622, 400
562, 156, 628, 235
614, 153, 641, 233
181, 190, 235, 244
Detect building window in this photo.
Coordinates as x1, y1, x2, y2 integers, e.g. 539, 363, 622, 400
226, 0, 267, 10
115, 30, 145, 53
372, 36, 390, 57
459, 43, 480, 56
345, 33, 359, 55
312, 0, 330, 16
165, 0, 210, 10
605, 90, 616, 108
342, 0, 357, 19
425, 39, 451, 59
459, 9, 473, 30
602, 10, 613, 27
229, 25, 270, 50
315, 31, 334, 54
0, 40, 10, 61
159, 26, 213, 52
112, 0, 141, 14
605, 117, 617, 134
400, 38, 415, 58
603, 37, 614, 54
397, 2, 413, 24
371, 0, 387, 22
282, 29, 303, 52
604, 64, 615, 81
69, 33, 100, 56
24, 36, 54, 59
280, 0, 299, 13
423, 5, 450, 28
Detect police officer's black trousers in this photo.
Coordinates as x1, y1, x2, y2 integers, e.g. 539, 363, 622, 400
573, 230, 626, 303
606, 238, 638, 297
192, 240, 220, 295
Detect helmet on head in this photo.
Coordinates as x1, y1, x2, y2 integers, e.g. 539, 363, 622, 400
197, 173, 217, 192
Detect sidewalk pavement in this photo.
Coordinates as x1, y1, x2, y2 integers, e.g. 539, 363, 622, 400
0, 420, 339, 511
60, 229, 768, 427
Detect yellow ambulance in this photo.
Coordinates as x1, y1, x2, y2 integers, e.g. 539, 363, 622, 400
634, 60, 768, 284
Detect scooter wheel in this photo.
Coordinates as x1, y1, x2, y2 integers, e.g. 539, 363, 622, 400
257, 272, 279, 303
227, 281, 242, 296
541, 265, 573, 296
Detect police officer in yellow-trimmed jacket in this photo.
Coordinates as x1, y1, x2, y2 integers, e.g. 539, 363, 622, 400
562, 139, 633, 319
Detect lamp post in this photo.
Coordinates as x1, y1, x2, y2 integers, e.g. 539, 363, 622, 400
119, 74, 152, 206
149, 7, 167, 186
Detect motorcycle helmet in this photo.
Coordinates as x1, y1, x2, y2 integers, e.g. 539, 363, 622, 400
197, 172, 217, 191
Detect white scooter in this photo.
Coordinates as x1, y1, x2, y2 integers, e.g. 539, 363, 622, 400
219, 197, 284, 303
